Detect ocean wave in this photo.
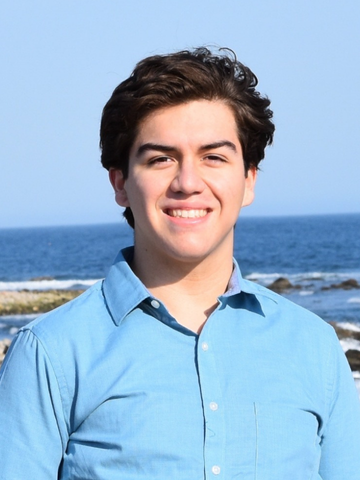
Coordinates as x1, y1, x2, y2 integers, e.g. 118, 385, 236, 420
348, 297, 360, 304
245, 271, 360, 285
339, 338, 360, 352
0, 279, 100, 291
336, 322, 360, 332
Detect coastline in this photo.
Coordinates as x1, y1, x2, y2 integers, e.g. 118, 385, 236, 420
0, 289, 84, 316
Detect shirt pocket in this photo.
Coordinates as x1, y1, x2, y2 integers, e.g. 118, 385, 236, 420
254, 403, 321, 480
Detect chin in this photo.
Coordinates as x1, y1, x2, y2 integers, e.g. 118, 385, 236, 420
163, 243, 227, 265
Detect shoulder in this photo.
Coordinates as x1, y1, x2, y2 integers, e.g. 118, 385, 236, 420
241, 278, 337, 340
5, 281, 117, 411
20, 280, 111, 350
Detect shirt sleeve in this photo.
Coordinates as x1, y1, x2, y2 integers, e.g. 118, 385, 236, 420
319, 332, 360, 480
0, 329, 67, 479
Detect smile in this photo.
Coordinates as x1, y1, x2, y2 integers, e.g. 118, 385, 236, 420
166, 209, 208, 219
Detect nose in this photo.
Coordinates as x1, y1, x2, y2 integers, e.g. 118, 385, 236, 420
170, 159, 205, 195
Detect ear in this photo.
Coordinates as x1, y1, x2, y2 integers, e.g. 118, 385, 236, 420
109, 168, 130, 207
241, 167, 257, 208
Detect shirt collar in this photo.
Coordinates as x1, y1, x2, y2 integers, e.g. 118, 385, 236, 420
102, 247, 151, 326
103, 247, 274, 326
227, 257, 278, 302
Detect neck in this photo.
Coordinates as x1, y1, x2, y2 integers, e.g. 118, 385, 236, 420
130, 245, 234, 333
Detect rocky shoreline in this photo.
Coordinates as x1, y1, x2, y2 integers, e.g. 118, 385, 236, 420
267, 277, 360, 293
330, 322, 360, 372
0, 289, 84, 316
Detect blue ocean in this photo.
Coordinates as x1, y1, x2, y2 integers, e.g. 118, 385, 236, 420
1, 213, 360, 340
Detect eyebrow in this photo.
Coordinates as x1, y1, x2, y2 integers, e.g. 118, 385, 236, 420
136, 140, 238, 157
136, 143, 176, 156
199, 141, 238, 153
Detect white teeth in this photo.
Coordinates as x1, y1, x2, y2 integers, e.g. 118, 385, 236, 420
168, 209, 208, 218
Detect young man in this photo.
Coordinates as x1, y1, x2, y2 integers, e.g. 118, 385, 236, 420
0, 48, 359, 479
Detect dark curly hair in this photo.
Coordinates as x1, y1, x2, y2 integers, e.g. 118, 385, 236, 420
100, 47, 275, 227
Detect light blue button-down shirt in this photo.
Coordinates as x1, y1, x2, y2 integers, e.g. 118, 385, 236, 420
0, 247, 359, 479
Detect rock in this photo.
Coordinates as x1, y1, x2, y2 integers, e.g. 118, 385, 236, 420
267, 277, 294, 293
345, 350, 360, 371
339, 279, 359, 289
326, 279, 360, 290
0, 339, 12, 369
330, 322, 360, 342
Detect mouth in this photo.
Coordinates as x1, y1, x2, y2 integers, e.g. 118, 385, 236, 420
166, 209, 209, 219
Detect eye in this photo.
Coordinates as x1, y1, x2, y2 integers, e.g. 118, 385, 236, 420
204, 154, 227, 163
148, 156, 173, 165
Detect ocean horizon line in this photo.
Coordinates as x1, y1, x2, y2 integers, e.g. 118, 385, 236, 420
1, 211, 360, 231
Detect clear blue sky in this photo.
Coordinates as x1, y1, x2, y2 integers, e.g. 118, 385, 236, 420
1, 0, 359, 228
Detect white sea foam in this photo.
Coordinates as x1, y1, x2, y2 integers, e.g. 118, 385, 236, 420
336, 322, 360, 332
356, 381, 360, 398
245, 273, 279, 280
340, 338, 360, 352
298, 291, 314, 296
348, 297, 360, 304
0, 313, 39, 322
353, 372, 360, 397
0, 279, 100, 291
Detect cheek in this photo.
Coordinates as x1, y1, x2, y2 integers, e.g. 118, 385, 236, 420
126, 177, 157, 214
213, 175, 246, 204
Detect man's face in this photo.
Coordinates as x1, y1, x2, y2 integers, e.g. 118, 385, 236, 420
110, 100, 256, 265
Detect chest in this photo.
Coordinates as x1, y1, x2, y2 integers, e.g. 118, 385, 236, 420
59, 310, 326, 479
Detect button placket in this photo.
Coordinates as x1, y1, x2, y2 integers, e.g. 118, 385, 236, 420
197, 330, 225, 478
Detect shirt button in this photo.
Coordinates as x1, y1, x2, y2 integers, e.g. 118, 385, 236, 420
209, 402, 218, 411
150, 299, 160, 309
201, 342, 209, 351
212, 465, 221, 475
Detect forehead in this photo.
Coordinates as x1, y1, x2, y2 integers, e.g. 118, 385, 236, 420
132, 100, 239, 149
